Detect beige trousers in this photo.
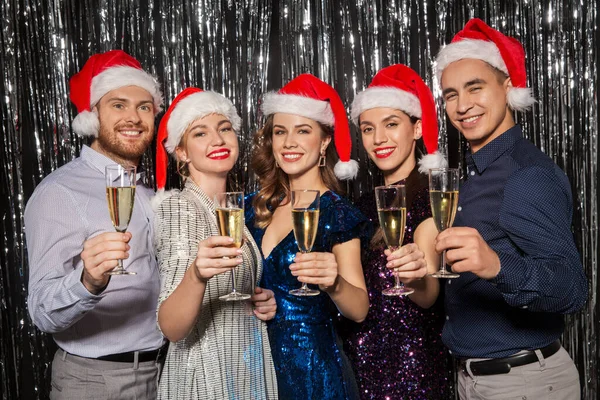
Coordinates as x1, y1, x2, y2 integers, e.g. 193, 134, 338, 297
49, 349, 159, 400
458, 346, 580, 400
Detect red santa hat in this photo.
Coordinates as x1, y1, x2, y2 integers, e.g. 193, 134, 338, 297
153, 87, 242, 209
69, 50, 163, 137
351, 64, 446, 173
435, 18, 536, 111
261, 73, 359, 180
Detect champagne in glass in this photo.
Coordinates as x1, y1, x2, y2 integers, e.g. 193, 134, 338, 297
215, 191, 251, 301
429, 168, 460, 278
105, 165, 137, 275
290, 189, 321, 296
375, 185, 414, 296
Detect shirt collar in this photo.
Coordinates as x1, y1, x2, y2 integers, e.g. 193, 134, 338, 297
81, 145, 146, 181
468, 125, 523, 174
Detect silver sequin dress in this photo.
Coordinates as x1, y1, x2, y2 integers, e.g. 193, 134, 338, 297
154, 180, 278, 400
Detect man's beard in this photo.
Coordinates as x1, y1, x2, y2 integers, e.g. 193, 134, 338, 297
96, 123, 154, 164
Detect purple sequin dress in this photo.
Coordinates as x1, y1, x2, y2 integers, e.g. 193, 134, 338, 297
339, 167, 453, 399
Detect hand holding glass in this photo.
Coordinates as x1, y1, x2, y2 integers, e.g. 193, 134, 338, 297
375, 185, 413, 296
429, 168, 460, 278
290, 190, 321, 297
105, 165, 137, 275
215, 191, 252, 301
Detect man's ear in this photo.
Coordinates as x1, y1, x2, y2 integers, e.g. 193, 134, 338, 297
504, 77, 513, 94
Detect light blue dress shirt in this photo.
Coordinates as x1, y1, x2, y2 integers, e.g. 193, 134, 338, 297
25, 145, 164, 358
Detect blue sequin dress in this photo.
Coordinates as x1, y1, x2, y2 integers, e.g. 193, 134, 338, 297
246, 191, 368, 400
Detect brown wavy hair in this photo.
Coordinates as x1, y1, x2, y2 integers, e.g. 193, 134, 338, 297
251, 114, 342, 228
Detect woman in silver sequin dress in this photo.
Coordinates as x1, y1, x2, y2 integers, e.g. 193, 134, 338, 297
152, 87, 278, 400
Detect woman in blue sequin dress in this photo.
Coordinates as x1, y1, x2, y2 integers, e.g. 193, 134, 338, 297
246, 74, 369, 400
339, 65, 454, 399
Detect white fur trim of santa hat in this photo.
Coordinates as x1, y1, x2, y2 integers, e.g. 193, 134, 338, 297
350, 87, 422, 124
72, 65, 163, 137
435, 39, 535, 111
164, 91, 242, 154
261, 92, 335, 126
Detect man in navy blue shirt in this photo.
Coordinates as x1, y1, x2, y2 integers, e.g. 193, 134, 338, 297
434, 19, 588, 399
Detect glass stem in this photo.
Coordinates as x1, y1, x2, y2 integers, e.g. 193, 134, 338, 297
393, 271, 404, 289
441, 249, 447, 272
230, 269, 237, 294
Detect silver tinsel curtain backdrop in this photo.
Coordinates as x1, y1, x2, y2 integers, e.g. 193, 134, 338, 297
0, 1, 597, 399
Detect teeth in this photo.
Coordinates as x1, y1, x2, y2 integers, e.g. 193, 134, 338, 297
209, 151, 229, 158
463, 116, 479, 123
121, 130, 141, 136
283, 154, 301, 160
375, 148, 394, 155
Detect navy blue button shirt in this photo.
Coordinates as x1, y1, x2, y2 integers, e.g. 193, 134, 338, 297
443, 125, 588, 359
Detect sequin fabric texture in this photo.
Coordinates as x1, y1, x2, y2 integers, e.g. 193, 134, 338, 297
246, 191, 368, 400
339, 168, 453, 400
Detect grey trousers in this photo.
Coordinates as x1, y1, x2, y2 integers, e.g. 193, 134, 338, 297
50, 349, 159, 400
458, 346, 580, 400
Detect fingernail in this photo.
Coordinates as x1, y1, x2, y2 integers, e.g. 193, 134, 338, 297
236, 249, 243, 254
228, 237, 234, 242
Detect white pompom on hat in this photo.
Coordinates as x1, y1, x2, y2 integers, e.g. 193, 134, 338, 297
261, 73, 359, 180
435, 18, 536, 111
351, 64, 447, 173
69, 50, 163, 137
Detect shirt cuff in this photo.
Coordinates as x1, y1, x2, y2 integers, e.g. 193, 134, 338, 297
488, 251, 522, 292
65, 265, 105, 303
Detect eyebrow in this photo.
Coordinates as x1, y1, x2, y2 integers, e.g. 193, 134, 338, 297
273, 123, 313, 130
360, 114, 402, 126
442, 78, 487, 96
106, 97, 153, 106
189, 119, 231, 130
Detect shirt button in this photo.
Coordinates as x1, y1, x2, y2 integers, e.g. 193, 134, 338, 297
448, 280, 451, 285
446, 316, 450, 320
457, 206, 462, 212
470, 170, 475, 176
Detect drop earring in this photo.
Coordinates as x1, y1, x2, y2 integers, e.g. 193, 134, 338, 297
318, 152, 326, 167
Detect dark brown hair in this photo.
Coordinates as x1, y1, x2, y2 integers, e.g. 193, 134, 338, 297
251, 114, 342, 228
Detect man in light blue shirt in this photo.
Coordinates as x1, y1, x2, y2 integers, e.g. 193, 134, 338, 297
25, 50, 165, 399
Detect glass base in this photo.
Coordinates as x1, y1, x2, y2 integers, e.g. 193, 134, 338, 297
430, 270, 460, 279
289, 287, 320, 296
382, 286, 414, 296
105, 268, 136, 276
219, 292, 252, 302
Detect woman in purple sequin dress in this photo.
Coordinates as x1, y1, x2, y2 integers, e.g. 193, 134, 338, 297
339, 64, 454, 399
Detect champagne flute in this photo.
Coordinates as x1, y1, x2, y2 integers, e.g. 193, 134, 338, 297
429, 168, 460, 278
105, 165, 137, 275
375, 185, 414, 296
214, 191, 252, 301
289, 189, 321, 296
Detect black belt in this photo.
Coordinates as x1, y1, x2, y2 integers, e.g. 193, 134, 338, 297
460, 340, 561, 376
66, 343, 168, 363
97, 349, 160, 363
